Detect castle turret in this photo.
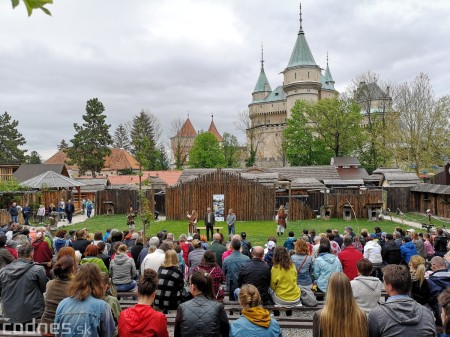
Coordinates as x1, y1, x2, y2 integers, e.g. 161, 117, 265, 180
320, 52, 338, 99
207, 114, 223, 144
283, 3, 322, 117
252, 45, 272, 102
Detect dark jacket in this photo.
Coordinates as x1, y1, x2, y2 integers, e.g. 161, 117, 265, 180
0, 247, 15, 270
434, 235, 448, 255
210, 241, 227, 267
411, 278, 431, 306
174, 295, 229, 337
382, 240, 402, 264
72, 238, 92, 256
204, 212, 216, 226
130, 243, 144, 269
155, 266, 184, 310
9, 206, 18, 217
0, 258, 48, 323
238, 258, 272, 304
65, 203, 75, 214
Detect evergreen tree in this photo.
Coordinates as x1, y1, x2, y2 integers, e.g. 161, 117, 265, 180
189, 132, 225, 168
130, 111, 159, 170
113, 123, 131, 151
0, 112, 27, 164
155, 144, 170, 170
27, 151, 42, 164
57, 139, 69, 151
222, 132, 240, 168
66, 98, 112, 177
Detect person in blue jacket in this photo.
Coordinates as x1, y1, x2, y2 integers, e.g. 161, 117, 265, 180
400, 236, 417, 264
283, 231, 296, 252
313, 239, 342, 293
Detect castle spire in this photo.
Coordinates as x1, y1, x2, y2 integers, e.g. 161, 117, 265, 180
253, 43, 272, 95
299, 2, 304, 35
261, 43, 264, 69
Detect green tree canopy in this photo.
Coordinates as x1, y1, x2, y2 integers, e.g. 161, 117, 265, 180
155, 144, 170, 170
222, 132, 240, 168
113, 123, 131, 151
57, 139, 69, 151
189, 132, 225, 168
0, 112, 27, 164
130, 111, 160, 170
26, 151, 42, 164
11, 0, 52, 16
66, 98, 112, 177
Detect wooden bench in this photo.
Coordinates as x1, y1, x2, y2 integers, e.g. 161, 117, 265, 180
196, 227, 223, 235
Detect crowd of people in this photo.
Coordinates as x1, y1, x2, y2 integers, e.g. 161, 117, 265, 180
1, 214, 450, 336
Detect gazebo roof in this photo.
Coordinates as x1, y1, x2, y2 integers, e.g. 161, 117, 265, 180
20, 171, 85, 189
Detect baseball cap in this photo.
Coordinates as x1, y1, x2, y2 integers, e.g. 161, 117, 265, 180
407, 229, 416, 234
187, 236, 193, 241
265, 241, 276, 249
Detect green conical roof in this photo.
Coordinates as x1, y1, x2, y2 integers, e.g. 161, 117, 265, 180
253, 66, 271, 93
287, 4, 316, 68
323, 64, 335, 84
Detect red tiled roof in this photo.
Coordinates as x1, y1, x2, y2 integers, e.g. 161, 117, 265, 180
144, 171, 182, 186
108, 170, 182, 187
176, 118, 197, 138
208, 119, 223, 142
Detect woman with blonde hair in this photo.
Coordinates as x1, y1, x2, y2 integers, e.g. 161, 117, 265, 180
54, 263, 115, 337
154, 249, 184, 312
230, 284, 281, 337
313, 272, 367, 337
409, 255, 430, 305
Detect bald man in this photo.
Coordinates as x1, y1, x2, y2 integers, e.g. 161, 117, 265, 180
210, 233, 226, 267
236, 246, 272, 304
429, 256, 450, 325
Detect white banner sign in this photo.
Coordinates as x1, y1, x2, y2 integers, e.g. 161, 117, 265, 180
213, 194, 225, 222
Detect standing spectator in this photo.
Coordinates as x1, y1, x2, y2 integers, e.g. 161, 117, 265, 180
434, 228, 448, 257
86, 199, 93, 218
186, 210, 198, 236
118, 269, 169, 337
338, 236, 363, 281
0, 234, 15, 270
0, 243, 48, 325
110, 244, 137, 292
9, 202, 19, 223
276, 205, 287, 236
400, 236, 417, 264
40, 256, 75, 336
230, 284, 281, 337
54, 263, 115, 337
80, 244, 108, 273
428, 256, 450, 325
226, 208, 236, 237
270, 246, 301, 311
381, 234, 402, 265
53, 230, 73, 254
409, 255, 430, 306
313, 239, 343, 293
64, 199, 75, 224
204, 207, 215, 242
174, 270, 229, 337
154, 250, 184, 312
22, 203, 32, 226
350, 259, 382, 315
81, 198, 86, 215
210, 233, 226, 267
313, 272, 367, 337
283, 231, 296, 251
223, 238, 250, 301
37, 204, 46, 224
291, 239, 314, 288
193, 250, 225, 302
424, 233, 435, 260
237, 246, 272, 305
368, 264, 435, 337
71, 229, 92, 256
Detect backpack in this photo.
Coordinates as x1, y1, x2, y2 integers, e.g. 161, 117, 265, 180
241, 240, 251, 257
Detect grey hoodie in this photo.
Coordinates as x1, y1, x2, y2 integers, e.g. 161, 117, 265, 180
368, 297, 435, 337
351, 275, 383, 314
110, 253, 137, 285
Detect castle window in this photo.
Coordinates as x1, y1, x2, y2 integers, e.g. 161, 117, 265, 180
308, 72, 310, 79
295, 72, 297, 80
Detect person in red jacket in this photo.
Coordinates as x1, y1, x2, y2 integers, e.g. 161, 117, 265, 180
118, 268, 169, 337
338, 236, 363, 281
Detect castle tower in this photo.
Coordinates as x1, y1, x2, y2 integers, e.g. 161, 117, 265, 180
282, 3, 322, 117
252, 45, 272, 102
207, 114, 223, 144
170, 116, 197, 166
320, 52, 338, 99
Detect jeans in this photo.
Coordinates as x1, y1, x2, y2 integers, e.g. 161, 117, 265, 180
114, 281, 136, 292
228, 224, 235, 236
11, 215, 18, 223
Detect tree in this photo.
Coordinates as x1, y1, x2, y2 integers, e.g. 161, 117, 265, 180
66, 98, 112, 177
155, 144, 170, 170
0, 112, 27, 164
11, 0, 52, 16
222, 132, 240, 168
392, 73, 450, 173
26, 151, 42, 164
189, 132, 225, 168
235, 110, 265, 167
283, 101, 332, 166
130, 111, 160, 170
113, 124, 131, 151
57, 139, 69, 151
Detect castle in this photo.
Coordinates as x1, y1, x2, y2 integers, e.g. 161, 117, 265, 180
247, 4, 338, 168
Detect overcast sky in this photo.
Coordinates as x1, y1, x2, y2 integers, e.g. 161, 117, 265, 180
1, 0, 449, 161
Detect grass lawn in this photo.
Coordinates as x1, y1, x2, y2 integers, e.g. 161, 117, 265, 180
58, 214, 428, 247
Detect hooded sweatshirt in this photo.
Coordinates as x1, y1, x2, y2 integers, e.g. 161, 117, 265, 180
368, 297, 435, 337
400, 241, 417, 264
313, 253, 343, 292
351, 275, 383, 314
110, 253, 137, 285
118, 304, 168, 337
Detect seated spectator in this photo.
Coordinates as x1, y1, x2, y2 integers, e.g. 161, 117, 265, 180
283, 231, 296, 251
55, 263, 115, 337
313, 239, 342, 293
193, 250, 225, 302
97, 241, 110, 270
141, 241, 170, 274
0, 243, 48, 327
72, 229, 92, 256
338, 236, 363, 281
32, 232, 53, 271
240, 232, 252, 258
53, 230, 73, 253
100, 272, 121, 325
409, 255, 430, 306
138, 236, 160, 269
434, 228, 448, 257
412, 232, 426, 258
230, 284, 281, 337
188, 239, 206, 275
291, 238, 314, 286
313, 272, 367, 337
223, 238, 250, 301
439, 288, 450, 337
264, 240, 276, 267
199, 235, 209, 250
400, 236, 418, 264
327, 232, 341, 255
154, 249, 184, 312
210, 233, 226, 267
110, 244, 137, 292
424, 233, 435, 260
350, 258, 382, 315
40, 256, 75, 336
363, 234, 383, 267
382, 234, 402, 265
270, 246, 301, 312
393, 231, 403, 247
174, 270, 229, 337
368, 264, 435, 336
119, 269, 168, 337
80, 244, 108, 273
332, 229, 343, 248
428, 256, 450, 325
0, 234, 15, 270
